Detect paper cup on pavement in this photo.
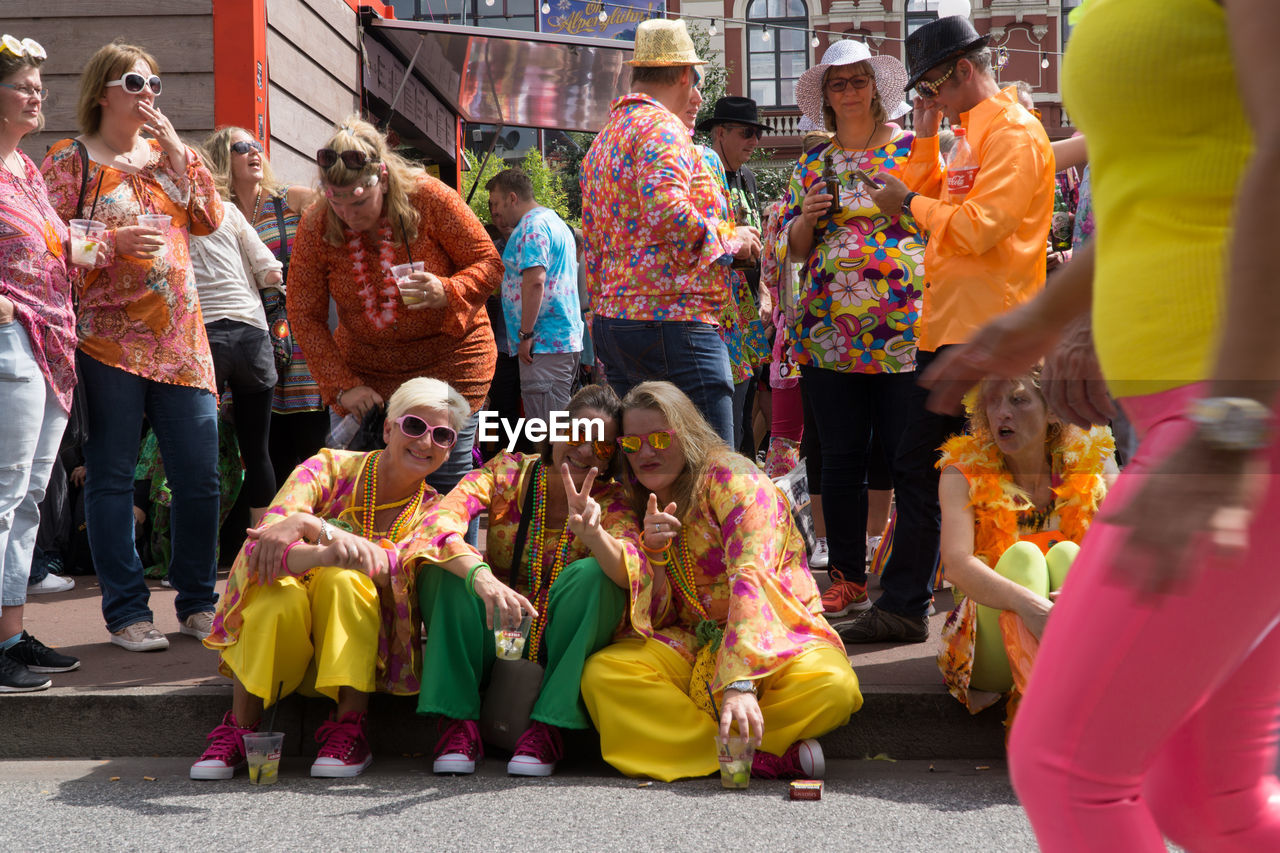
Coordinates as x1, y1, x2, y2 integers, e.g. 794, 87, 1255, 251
392, 261, 426, 306
68, 219, 106, 267
243, 731, 285, 785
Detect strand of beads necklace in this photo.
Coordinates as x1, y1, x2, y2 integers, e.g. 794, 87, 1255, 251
525, 461, 573, 663
664, 531, 720, 645
359, 450, 428, 541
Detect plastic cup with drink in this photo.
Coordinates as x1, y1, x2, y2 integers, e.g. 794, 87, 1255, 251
68, 219, 106, 268
242, 731, 285, 785
136, 213, 171, 254
494, 612, 532, 661
715, 735, 755, 789
392, 261, 426, 306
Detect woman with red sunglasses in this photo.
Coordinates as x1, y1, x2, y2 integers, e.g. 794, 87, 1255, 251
402, 384, 644, 778
192, 377, 467, 781
581, 380, 861, 782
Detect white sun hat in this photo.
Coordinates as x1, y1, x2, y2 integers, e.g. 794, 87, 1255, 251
795, 39, 911, 128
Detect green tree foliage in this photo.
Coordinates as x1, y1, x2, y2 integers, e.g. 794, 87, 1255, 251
520, 147, 571, 222
460, 147, 505, 225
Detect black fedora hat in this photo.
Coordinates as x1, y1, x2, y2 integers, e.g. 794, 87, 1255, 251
904, 15, 990, 91
695, 96, 770, 134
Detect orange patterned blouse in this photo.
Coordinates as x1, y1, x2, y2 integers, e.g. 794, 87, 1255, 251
287, 175, 503, 414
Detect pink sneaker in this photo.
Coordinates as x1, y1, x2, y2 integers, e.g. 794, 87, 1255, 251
507, 721, 563, 777
311, 711, 373, 777
190, 711, 258, 780
433, 718, 483, 775
751, 738, 825, 780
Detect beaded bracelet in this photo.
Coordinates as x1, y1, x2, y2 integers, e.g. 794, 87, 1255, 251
465, 562, 490, 598
281, 540, 304, 576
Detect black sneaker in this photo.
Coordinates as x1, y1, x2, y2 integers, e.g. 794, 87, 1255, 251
0, 651, 52, 692
5, 631, 81, 673
838, 605, 929, 644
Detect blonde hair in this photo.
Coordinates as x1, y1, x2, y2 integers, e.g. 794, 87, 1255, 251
821, 60, 887, 132
201, 126, 286, 204
76, 42, 158, 136
966, 367, 1071, 454
619, 381, 734, 523
315, 115, 425, 247
386, 377, 469, 432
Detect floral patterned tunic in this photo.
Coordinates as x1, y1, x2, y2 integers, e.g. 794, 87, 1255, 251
287, 174, 502, 414
624, 452, 845, 693
403, 452, 645, 605
581, 93, 737, 325
204, 449, 446, 695
775, 132, 926, 374
42, 138, 223, 393
0, 150, 76, 412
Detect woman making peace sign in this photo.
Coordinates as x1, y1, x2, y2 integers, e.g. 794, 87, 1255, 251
582, 381, 861, 781
403, 384, 643, 777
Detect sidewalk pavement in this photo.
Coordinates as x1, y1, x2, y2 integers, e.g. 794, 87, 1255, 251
7, 574, 1005, 762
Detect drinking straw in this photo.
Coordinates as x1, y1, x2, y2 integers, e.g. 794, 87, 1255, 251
704, 679, 721, 720
264, 680, 284, 732
398, 215, 414, 264
87, 171, 104, 220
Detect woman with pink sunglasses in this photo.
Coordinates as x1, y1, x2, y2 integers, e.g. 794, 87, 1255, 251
192, 377, 467, 781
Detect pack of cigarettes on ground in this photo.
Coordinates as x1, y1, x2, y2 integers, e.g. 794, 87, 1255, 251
790, 780, 823, 800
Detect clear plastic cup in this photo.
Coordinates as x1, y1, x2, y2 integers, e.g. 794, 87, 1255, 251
494, 612, 532, 661
715, 735, 755, 789
242, 731, 284, 785
68, 219, 106, 267
137, 213, 172, 248
391, 261, 426, 306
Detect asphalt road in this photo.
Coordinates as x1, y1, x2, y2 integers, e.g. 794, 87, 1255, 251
0, 758, 1039, 852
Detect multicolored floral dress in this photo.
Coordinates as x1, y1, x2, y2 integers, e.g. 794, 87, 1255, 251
936, 426, 1114, 723
205, 449, 444, 694
774, 132, 926, 374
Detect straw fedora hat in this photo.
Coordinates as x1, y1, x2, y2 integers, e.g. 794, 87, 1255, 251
625, 19, 705, 67
795, 40, 911, 128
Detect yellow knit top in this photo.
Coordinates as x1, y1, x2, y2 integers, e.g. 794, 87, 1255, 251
1062, 0, 1252, 398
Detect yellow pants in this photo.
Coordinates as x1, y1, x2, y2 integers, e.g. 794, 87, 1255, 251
581, 638, 861, 781
220, 565, 380, 705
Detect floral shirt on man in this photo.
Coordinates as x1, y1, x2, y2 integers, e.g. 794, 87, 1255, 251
500, 206, 583, 356
581, 93, 737, 325
775, 132, 925, 374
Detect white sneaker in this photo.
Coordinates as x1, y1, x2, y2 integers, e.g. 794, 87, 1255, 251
865, 535, 883, 566
28, 574, 75, 595
808, 538, 829, 569
110, 621, 169, 652
180, 611, 215, 641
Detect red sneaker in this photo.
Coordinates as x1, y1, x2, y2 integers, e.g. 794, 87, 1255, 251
311, 711, 373, 778
822, 568, 871, 617
190, 711, 258, 780
433, 718, 483, 775
507, 721, 564, 777
751, 738, 825, 780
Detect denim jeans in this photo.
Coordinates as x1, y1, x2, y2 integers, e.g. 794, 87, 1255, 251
800, 365, 918, 587
78, 354, 220, 632
0, 323, 69, 610
592, 316, 734, 444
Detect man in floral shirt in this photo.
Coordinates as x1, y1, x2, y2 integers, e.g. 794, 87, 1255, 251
580, 19, 760, 443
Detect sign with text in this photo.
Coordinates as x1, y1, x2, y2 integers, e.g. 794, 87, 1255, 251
539, 0, 665, 41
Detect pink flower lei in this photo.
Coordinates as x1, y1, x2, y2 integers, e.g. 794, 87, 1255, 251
348, 221, 399, 329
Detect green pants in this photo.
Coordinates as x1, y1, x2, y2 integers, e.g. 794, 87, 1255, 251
416, 557, 627, 729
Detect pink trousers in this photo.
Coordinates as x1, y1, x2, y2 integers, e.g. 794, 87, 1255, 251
1010, 382, 1280, 851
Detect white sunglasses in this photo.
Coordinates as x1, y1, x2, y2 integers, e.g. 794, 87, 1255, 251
105, 72, 162, 96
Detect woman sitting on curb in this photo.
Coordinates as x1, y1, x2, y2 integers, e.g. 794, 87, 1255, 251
192, 377, 467, 780
937, 372, 1115, 725
581, 381, 861, 781
403, 384, 643, 777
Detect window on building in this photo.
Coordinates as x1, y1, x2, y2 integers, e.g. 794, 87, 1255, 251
1062, 0, 1084, 47
392, 0, 536, 31
905, 0, 940, 38
746, 0, 809, 108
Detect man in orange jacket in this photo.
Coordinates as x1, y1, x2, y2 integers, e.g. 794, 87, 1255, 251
847, 15, 1054, 644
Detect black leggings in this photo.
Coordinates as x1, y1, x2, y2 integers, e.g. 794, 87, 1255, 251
228, 386, 277, 507
267, 409, 331, 491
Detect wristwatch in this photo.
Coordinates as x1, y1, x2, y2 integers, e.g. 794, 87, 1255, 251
518, 328, 535, 341
318, 519, 335, 545
725, 680, 757, 695
1189, 397, 1274, 452
900, 191, 919, 217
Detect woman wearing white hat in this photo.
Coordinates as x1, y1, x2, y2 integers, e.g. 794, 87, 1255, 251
776, 40, 927, 629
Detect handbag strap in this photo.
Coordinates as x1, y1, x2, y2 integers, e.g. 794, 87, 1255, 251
74, 140, 90, 217
268, 193, 290, 282
506, 460, 540, 589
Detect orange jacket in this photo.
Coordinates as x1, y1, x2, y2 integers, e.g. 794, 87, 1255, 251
900, 86, 1054, 351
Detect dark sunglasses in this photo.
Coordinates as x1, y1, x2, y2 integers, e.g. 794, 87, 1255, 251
316, 147, 377, 170
105, 72, 162, 96
727, 124, 765, 140
566, 437, 617, 461
616, 429, 676, 454
230, 140, 264, 155
393, 415, 457, 447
